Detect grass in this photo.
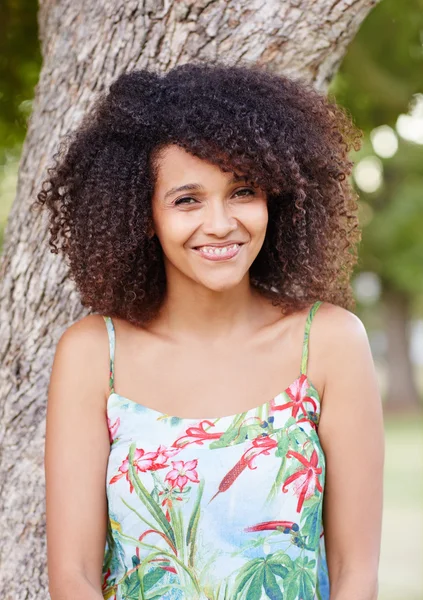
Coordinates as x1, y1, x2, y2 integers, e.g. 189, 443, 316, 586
379, 412, 423, 599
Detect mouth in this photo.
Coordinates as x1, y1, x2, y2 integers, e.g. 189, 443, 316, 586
191, 242, 245, 261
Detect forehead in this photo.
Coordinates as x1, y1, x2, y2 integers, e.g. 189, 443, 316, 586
153, 144, 237, 189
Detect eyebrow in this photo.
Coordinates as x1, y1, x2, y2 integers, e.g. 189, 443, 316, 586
163, 174, 249, 199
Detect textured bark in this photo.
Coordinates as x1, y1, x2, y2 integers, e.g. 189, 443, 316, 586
0, 0, 379, 597
383, 288, 421, 410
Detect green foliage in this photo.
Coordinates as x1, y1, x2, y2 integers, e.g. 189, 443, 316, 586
329, 0, 423, 131
0, 0, 41, 251
329, 0, 423, 307
0, 0, 41, 161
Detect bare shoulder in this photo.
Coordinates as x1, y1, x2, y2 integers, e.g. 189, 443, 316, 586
313, 300, 367, 345
311, 301, 372, 392
53, 313, 110, 404
58, 312, 109, 347
312, 301, 381, 412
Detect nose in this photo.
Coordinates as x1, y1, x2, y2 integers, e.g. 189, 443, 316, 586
202, 200, 238, 237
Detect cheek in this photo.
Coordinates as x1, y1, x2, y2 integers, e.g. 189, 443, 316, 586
155, 213, 197, 250
239, 201, 268, 235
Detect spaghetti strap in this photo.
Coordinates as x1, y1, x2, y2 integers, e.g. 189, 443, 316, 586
102, 316, 115, 394
300, 300, 323, 376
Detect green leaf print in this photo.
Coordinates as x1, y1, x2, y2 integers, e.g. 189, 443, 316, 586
120, 568, 141, 599
263, 565, 284, 600
234, 558, 263, 598
283, 572, 299, 600
267, 551, 294, 572
301, 498, 322, 548
127, 442, 176, 548
298, 569, 314, 599
280, 556, 316, 600
233, 554, 293, 600
246, 569, 264, 600
186, 479, 205, 566
287, 426, 310, 448
209, 413, 250, 449
167, 501, 185, 562
266, 436, 290, 503
267, 563, 289, 579
142, 566, 167, 592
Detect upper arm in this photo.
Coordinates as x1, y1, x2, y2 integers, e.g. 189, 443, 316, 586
317, 304, 384, 591
44, 314, 111, 595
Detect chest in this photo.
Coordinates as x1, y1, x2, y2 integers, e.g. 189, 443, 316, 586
112, 332, 310, 420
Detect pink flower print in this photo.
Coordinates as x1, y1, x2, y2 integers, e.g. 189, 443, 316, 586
107, 416, 120, 444
172, 420, 224, 448
165, 459, 200, 492
153, 444, 181, 468
282, 449, 323, 512
109, 448, 167, 493
271, 374, 317, 418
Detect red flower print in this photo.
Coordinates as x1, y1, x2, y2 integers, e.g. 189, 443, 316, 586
244, 520, 299, 533
172, 420, 224, 448
158, 488, 184, 521
209, 435, 277, 503
271, 374, 317, 418
107, 416, 120, 444
282, 449, 323, 512
165, 459, 200, 491
109, 447, 168, 493
243, 436, 278, 469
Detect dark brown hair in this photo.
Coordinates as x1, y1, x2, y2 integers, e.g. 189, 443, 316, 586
33, 60, 363, 326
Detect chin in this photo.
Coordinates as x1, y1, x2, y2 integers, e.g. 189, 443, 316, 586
196, 275, 246, 292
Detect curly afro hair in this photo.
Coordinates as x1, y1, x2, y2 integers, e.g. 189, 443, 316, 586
33, 60, 363, 326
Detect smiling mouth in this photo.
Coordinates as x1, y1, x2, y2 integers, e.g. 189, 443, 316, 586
192, 242, 244, 261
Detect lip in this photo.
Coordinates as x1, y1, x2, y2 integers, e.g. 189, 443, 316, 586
191, 242, 244, 262
192, 241, 246, 249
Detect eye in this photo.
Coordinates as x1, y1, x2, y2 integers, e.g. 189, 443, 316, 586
234, 188, 256, 197
174, 197, 198, 206
174, 188, 256, 206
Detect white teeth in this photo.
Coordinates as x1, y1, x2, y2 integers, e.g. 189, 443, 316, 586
197, 243, 239, 254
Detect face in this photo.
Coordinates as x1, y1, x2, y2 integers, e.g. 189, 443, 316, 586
151, 144, 268, 293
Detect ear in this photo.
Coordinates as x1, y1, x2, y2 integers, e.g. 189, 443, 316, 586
147, 226, 155, 239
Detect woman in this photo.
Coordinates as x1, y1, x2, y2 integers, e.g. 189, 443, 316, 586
37, 61, 384, 600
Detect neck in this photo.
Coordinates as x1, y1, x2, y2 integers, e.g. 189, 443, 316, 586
156, 272, 266, 343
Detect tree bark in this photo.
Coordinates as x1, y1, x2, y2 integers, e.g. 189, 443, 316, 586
0, 0, 380, 597
383, 287, 421, 410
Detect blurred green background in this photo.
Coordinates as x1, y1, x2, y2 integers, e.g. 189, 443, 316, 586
1, 0, 422, 597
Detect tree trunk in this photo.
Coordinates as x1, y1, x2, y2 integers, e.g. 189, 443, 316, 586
383, 287, 421, 410
0, 0, 380, 596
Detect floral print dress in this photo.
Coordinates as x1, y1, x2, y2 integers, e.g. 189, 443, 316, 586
101, 300, 329, 600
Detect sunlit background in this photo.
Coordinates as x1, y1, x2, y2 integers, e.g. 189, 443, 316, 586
1, 0, 422, 598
